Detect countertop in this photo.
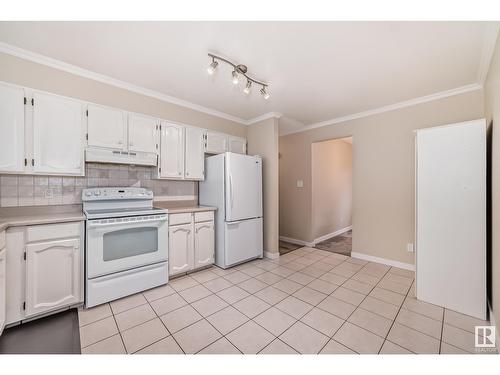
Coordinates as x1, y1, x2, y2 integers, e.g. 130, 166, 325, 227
0, 204, 85, 232
153, 200, 217, 214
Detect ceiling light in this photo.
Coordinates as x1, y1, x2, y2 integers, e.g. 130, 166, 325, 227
207, 59, 218, 75
232, 70, 240, 85
243, 81, 252, 94
207, 53, 270, 99
260, 86, 270, 100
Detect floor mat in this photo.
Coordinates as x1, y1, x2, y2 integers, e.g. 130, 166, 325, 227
314, 230, 352, 255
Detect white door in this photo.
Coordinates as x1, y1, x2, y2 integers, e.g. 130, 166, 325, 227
225, 153, 263, 221
0, 247, 6, 335
0, 84, 25, 173
128, 113, 158, 153
224, 217, 263, 267
205, 132, 228, 154
185, 127, 205, 180
25, 238, 82, 317
194, 222, 214, 269
168, 224, 194, 276
160, 123, 184, 179
87, 104, 127, 150
32, 91, 85, 176
228, 136, 247, 154
416, 119, 486, 320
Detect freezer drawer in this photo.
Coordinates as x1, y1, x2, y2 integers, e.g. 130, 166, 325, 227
224, 217, 263, 267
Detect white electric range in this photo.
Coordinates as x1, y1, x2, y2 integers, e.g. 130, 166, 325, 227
82, 187, 169, 308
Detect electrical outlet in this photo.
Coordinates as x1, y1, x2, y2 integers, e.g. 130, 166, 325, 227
44, 188, 54, 199
296, 180, 304, 188
407, 243, 414, 252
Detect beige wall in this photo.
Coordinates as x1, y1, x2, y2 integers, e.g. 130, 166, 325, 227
247, 118, 279, 255
280, 89, 484, 265
484, 34, 500, 335
0, 53, 246, 136
311, 138, 352, 240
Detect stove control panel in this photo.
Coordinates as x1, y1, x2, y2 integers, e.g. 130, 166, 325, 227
82, 187, 153, 201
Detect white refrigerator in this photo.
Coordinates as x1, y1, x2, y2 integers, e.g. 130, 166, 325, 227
199, 152, 263, 268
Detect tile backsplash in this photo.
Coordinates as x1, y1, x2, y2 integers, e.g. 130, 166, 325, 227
0, 163, 197, 207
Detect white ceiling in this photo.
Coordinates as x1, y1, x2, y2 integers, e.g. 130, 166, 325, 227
0, 22, 495, 134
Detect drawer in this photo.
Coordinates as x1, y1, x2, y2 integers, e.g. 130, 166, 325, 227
26, 222, 82, 243
195, 211, 214, 223
0, 230, 5, 249
169, 213, 193, 226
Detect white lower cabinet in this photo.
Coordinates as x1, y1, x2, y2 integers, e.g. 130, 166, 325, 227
3, 222, 84, 329
168, 212, 215, 277
25, 237, 82, 318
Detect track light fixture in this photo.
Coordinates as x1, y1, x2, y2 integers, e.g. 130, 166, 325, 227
207, 53, 270, 99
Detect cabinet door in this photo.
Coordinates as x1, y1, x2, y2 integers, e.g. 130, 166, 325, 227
228, 136, 247, 154
160, 123, 184, 179
194, 221, 214, 269
168, 224, 194, 276
25, 237, 82, 318
128, 113, 158, 153
205, 132, 228, 154
185, 127, 205, 180
0, 84, 25, 173
87, 104, 127, 150
32, 92, 85, 176
0, 247, 5, 335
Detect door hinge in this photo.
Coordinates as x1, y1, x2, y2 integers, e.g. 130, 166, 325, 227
24, 97, 27, 105
31, 98, 34, 106
159, 167, 161, 173
156, 144, 158, 150
22, 302, 26, 310
23, 252, 26, 260
31, 159, 34, 166
24, 158, 27, 166
86, 133, 88, 141
86, 109, 88, 117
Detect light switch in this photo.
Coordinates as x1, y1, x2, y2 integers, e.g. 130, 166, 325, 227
296, 180, 304, 188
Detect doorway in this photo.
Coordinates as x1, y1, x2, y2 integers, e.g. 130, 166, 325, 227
311, 136, 353, 255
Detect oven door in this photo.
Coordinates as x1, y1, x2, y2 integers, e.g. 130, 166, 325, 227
86, 214, 168, 279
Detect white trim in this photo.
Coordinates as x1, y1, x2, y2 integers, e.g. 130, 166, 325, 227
153, 195, 197, 202
280, 83, 483, 136
246, 112, 283, 125
0, 42, 249, 125
264, 251, 280, 260
351, 251, 415, 271
477, 24, 500, 84
313, 226, 352, 245
279, 236, 314, 248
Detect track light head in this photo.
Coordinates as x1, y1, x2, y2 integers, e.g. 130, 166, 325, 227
260, 86, 270, 100
243, 80, 252, 94
207, 60, 218, 75
232, 70, 240, 85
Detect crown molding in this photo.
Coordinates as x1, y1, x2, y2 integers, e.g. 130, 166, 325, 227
280, 83, 483, 136
477, 23, 500, 84
245, 111, 283, 125
0, 41, 251, 125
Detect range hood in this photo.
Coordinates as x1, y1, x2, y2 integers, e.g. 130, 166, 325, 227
86, 148, 157, 167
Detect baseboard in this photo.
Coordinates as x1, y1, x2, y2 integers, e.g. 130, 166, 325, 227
351, 251, 415, 271
313, 226, 352, 245
279, 236, 314, 247
264, 251, 280, 260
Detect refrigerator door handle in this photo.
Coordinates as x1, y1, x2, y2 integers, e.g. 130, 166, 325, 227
229, 173, 234, 208
226, 220, 244, 225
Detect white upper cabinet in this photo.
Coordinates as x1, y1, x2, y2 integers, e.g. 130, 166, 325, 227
228, 136, 247, 154
205, 131, 228, 154
87, 104, 127, 150
184, 127, 205, 180
0, 84, 25, 173
160, 122, 184, 179
32, 91, 85, 176
128, 113, 158, 153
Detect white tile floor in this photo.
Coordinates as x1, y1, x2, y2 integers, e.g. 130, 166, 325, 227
78, 247, 497, 354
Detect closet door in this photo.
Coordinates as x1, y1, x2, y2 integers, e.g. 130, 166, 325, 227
0, 84, 25, 173
32, 91, 85, 176
416, 119, 486, 320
